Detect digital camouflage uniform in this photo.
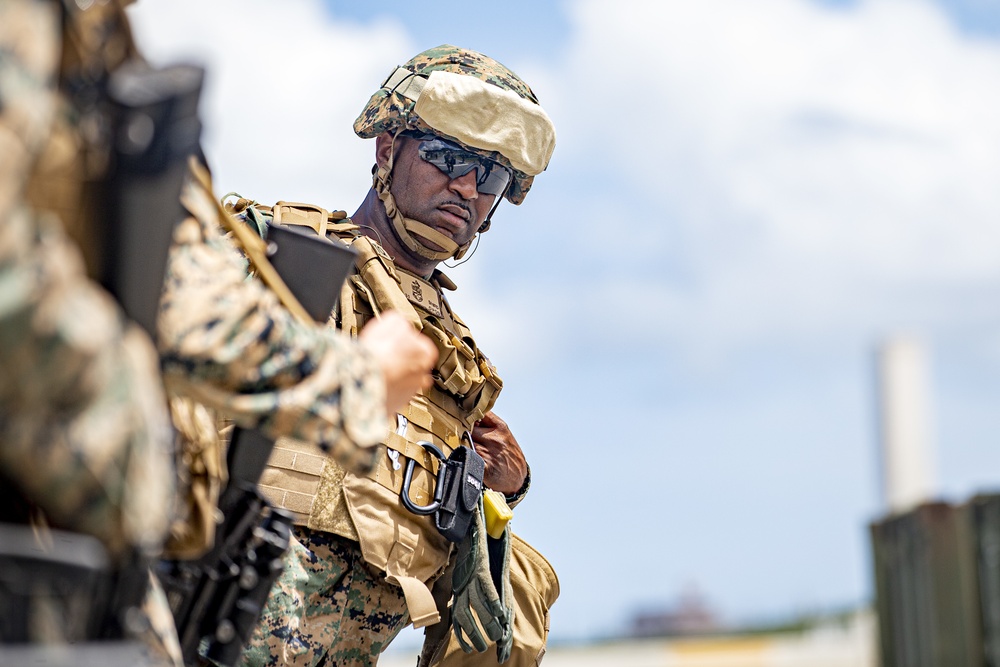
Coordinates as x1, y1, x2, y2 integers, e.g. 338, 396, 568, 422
238, 45, 559, 667
240, 525, 410, 667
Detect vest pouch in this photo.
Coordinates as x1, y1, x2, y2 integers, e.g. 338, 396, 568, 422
434, 446, 485, 543
342, 470, 452, 628
460, 372, 503, 427
421, 322, 474, 395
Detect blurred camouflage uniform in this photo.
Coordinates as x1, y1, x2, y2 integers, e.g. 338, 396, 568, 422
155, 163, 391, 560
1, 1, 391, 664
159, 169, 389, 474
0, 0, 174, 568
238, 45, 559, 667
0, 0, 175, 661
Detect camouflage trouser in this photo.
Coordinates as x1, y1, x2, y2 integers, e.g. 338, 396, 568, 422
239, 528, 409, 667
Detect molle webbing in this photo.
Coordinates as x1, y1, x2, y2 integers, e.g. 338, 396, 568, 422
258, 434, 448, 529
226, 199, 359, 239
258, 437, 328, 525
259, 393, 468, 525
270, 201, 350, 236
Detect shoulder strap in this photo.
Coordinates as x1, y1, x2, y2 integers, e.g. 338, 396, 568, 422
349, 235, 423, 330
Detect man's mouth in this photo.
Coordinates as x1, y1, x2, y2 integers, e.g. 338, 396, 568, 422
438, 203, 471, 225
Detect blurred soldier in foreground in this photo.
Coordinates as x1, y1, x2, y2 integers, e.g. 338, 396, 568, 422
233, 45, 560, 667
0, 0, 175, 662
0, 0, 437, 664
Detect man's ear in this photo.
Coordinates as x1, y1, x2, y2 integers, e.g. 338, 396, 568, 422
375, 132, 394, 169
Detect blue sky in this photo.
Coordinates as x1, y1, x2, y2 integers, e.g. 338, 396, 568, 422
131, 0, 1000, 650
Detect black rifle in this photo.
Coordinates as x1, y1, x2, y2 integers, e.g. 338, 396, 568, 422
102, 60, 205, 340
160, 469, 293, 667
158, 222, 357, 667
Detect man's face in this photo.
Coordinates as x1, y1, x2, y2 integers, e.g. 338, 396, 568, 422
377, 133, 498, 254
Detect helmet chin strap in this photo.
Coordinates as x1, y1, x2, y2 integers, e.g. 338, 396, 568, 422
374, 131, 474, 262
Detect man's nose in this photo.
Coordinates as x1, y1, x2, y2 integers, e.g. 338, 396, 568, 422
448, 169, 479, 200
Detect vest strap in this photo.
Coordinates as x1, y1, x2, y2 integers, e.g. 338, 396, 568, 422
388, 573, 441, 628
386, 432, 442, 474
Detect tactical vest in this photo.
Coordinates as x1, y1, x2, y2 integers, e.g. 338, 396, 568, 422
251, 202, 503, 627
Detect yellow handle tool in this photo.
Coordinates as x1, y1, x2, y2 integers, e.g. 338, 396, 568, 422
483, 489, 513, 539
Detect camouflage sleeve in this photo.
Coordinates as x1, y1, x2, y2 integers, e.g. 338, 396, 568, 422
157, 170, 388, 475
0, 0, 174, 560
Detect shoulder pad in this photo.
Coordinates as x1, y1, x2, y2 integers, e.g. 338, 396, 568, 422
271, 201, 356, 237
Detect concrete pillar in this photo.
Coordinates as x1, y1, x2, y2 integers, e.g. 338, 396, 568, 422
876, 336, 936, 515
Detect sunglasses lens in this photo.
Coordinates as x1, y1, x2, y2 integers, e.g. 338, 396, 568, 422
418, 138, 511, 197
477, 165, 511, 197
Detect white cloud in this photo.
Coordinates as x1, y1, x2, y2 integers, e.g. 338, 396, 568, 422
540, 0, 1000, 358
128, 0, 415, 208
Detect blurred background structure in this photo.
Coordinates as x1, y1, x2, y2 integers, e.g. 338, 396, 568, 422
876, 337, 937, 516
128, 0, 1000, 663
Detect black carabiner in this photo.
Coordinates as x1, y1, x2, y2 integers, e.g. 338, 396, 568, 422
400, 441, 448, 516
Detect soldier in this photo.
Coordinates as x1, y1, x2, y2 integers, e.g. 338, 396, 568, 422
1, 1, 436, 664
235, 45, 560, 667
0, 0, 176, 662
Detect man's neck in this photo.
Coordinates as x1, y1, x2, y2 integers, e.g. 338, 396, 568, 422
351, 188, 438, 278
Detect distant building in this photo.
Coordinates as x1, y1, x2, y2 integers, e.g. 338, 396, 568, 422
628, 586, 719, 638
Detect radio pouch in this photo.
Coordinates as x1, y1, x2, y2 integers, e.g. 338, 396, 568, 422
436, 446, 486, 542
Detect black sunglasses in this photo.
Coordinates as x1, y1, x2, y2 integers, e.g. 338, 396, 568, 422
408, 134, 512, 197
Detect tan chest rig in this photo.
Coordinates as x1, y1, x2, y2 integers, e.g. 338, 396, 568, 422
252, 202, 503, 627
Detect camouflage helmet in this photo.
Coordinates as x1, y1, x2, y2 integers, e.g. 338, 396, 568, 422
354, 45, 556, 205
